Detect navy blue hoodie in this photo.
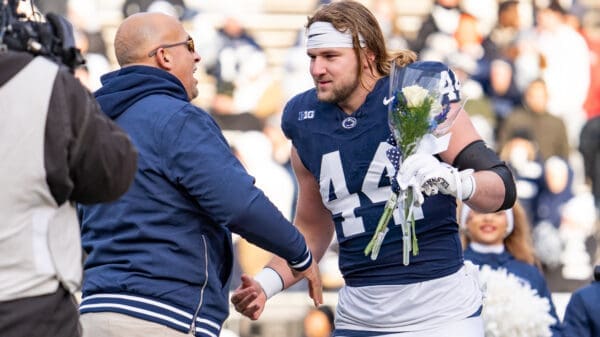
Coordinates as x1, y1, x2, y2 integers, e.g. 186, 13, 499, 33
79, 66, 311, 337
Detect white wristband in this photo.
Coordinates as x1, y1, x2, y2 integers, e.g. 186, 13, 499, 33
254, 267, 284, 299
461, 172, 476, 201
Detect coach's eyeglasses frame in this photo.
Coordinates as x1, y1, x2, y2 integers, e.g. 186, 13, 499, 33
147, 36, 195, 57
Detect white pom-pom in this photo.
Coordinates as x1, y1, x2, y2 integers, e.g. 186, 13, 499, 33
478, 266, 556, 337
532, 221, 563, 268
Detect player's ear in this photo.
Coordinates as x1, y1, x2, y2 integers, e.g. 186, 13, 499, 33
362, 49, 375, 68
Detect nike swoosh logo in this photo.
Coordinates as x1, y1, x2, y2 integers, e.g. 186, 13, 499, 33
383, 96, 395, 105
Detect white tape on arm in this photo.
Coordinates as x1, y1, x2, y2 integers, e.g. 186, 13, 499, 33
460, 170, 476, 201
254, 267, 284, 299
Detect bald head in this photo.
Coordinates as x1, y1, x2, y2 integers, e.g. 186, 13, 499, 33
114, 12, 184, 66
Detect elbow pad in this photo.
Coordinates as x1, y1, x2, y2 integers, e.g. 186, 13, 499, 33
453, 140, 516, 211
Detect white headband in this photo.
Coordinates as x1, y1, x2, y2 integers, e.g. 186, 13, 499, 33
460, 205, 514, 238
306, 21, 366, 49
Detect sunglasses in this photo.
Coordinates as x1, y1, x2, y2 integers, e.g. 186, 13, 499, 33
147, 36, 195, 57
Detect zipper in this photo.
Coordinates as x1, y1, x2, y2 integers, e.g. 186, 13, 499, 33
189, 235, 209, 336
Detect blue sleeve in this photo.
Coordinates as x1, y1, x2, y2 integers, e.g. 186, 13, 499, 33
281, 98, 297, 142
161, 106, 310, 269
563, 291, 592, 337
281, 90, 314, 145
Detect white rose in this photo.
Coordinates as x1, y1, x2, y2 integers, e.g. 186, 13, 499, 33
402, 85, 429, 108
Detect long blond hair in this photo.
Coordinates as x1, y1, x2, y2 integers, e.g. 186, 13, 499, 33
504, 202, 537, 265
306, 0, 416, 81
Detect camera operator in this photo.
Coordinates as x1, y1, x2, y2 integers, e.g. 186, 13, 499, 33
0, 1, 137, 336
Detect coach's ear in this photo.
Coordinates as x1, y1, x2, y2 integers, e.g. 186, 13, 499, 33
155, 48, 173, 71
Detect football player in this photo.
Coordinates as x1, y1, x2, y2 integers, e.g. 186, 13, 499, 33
231, 1, 515, 336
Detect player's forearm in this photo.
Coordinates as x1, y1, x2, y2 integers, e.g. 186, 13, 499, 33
266, 257, 301, 289
264, 222, 332, 289
256, 216, 332, 300
466, 170, 510, 212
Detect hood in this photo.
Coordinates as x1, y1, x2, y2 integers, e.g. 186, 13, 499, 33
94, 65, 188, 119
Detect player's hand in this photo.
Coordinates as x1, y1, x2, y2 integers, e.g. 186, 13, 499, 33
292, 259, 323, 308
231, 274, 266, 320
399, 153, 475, 201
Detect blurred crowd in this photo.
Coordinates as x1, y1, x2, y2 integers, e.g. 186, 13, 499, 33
405, 0, 600, 294
40, 0, 599, 295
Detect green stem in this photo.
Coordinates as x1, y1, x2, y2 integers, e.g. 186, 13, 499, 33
364, 193, 396, 256
404, 188, 419, 257
412, 216, 419, 256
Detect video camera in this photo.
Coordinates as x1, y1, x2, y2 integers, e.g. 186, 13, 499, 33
0, 0, 84, 71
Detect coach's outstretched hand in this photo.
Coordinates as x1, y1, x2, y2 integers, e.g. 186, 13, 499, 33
231, 261, 322, 320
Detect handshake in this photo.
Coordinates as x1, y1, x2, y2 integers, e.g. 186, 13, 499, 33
396, 153, 476, 204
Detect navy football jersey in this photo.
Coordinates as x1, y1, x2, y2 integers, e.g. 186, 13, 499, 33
282, 62, 464, 286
